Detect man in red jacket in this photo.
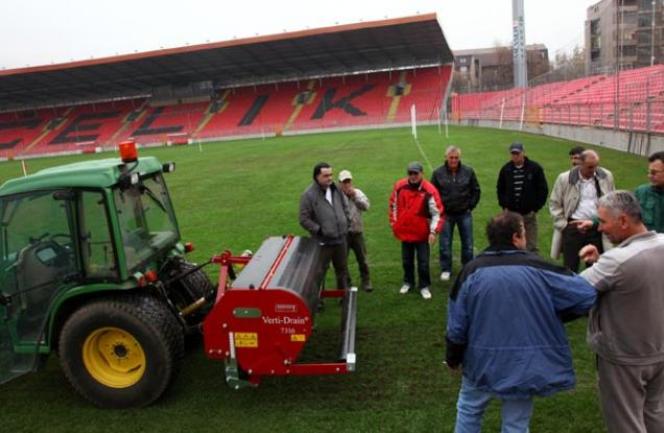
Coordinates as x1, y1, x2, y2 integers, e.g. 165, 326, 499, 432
389, 161, 445, 299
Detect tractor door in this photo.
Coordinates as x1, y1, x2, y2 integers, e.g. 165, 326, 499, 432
0, 189, 79, 383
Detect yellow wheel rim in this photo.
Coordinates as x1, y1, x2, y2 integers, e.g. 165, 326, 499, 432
82, 327, 146, 388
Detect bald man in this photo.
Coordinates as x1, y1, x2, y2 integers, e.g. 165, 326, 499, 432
549, 150, 615, 272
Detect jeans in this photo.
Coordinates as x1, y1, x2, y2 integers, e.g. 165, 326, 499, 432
439, 212, 474, 273
401, 241, 430, 289
455, 377, 533, 433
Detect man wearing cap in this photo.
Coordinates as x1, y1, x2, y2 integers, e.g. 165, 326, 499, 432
389, 162, 444, 300
339, 169, 373, 292
299, 162, 350, 292
496, 142, 548, 252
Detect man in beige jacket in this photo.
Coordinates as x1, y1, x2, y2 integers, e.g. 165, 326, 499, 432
549, 150, 615, 272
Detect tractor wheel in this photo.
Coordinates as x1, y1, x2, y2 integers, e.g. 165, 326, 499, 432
58, 295, 184, 408
161, 257, 216, 325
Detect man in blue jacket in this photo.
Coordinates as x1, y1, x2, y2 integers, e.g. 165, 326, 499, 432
446, 211, 596, 433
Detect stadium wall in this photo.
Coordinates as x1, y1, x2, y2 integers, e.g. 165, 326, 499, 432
454, 118, 664, 156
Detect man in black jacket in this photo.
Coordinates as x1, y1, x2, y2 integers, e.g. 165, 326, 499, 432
431, 146, 481, 281
496, 142, 548, 252
299, 162, 350, 290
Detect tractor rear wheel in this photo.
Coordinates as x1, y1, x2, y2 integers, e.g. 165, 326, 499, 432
161, 257, 216, 325
58, 295, 184, 408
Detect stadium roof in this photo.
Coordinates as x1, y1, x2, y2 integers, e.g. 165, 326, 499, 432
0, 13, 453, 112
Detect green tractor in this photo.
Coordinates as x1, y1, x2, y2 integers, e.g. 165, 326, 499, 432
0, 149, 215, 408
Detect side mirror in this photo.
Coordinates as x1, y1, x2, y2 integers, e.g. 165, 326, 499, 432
162, 162, 176, 173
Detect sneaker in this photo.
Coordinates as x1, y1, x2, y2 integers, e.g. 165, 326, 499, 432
420, 287, 432, 300
399, 284, 411, 294
440, 272, 451, 281
362, 284, 374, 293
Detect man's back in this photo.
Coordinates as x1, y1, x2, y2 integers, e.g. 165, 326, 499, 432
448, 248, 596, 398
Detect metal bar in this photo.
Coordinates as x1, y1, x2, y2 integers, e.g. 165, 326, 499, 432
320, 289, 345, 298
287, 362, 350, 375
339, 287, 357, 371
258, 235, 294, 290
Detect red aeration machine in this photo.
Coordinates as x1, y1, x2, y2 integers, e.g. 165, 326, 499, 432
202, 235, 357, 388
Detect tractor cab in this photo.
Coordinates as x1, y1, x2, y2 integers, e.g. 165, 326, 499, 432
0, 146, 212, 399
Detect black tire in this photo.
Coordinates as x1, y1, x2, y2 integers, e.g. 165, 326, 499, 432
161, 257, 216, 325
58, 295, 184, 408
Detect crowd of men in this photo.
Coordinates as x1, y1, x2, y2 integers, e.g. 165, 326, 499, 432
298, 145, 664, 433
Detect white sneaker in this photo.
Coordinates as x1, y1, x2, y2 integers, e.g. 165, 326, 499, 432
420, 287, 432, 300
440, 272, 451, 281
399, 284, 411, 294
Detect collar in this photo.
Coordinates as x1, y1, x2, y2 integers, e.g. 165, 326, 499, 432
482, 244, 525, 254
617, 230, 659, 248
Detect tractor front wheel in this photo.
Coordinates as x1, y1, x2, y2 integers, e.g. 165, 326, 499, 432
58, 295, 184, 408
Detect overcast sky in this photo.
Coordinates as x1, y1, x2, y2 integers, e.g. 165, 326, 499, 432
1, 0, 599, 70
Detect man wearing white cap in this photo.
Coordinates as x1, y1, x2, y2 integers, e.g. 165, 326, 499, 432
339, 169, 372, 292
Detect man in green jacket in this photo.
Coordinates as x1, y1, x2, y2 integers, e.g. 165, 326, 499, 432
635, 151, 664, 233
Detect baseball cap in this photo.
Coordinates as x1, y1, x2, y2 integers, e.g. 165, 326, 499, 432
509, 142, 524, 153
339, 170, 352, 182
407, 161, 424, 173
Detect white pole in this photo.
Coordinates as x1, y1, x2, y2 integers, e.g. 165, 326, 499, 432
444, 111, 449, 139
437, 107, 442, 135
21, 160, 27, 177
519, 93, 526, 130
410, 104, 417, 139
499, 98, 505, 129
198, 140, 203, 153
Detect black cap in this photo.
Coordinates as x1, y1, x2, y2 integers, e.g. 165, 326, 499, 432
509, 142, 524, 153
407, 161, 424, 173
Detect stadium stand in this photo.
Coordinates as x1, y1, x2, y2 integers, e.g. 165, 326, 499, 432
0, 14, 454, 160
451, 65, 664, 134
0, 66, 450, 158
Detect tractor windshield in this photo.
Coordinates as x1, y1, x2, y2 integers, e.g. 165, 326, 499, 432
114, 173, 179, 271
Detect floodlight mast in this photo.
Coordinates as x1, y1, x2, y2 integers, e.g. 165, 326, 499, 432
512, 0, 528, 88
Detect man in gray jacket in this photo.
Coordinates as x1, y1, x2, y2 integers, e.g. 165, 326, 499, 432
339, 169, 372, 292
299, 162, 350, 291
580, 191, 664, 433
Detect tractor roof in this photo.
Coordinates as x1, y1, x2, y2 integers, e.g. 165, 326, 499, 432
0, 156, 163, 197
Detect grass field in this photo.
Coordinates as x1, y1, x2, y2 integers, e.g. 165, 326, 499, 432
0, 125, 649, 432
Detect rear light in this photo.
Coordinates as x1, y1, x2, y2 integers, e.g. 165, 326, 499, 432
119, 139, 138, 163
184, 242, 195, 253
144, 270, 158, 282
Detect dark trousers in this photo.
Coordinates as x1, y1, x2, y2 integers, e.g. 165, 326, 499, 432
562, 223, 603, 272
401, 241, 430, 289
319, 242, 349, 290
439, 211, 474, 273
347, 232, 370, 285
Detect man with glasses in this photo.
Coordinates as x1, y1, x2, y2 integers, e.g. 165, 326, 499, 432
431, 146, 481, 281
635, 151, 664, 233
549, 150, 615, 272
389, 162, 444, 300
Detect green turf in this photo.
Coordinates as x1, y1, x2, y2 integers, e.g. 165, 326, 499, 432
0, 125, 648, 432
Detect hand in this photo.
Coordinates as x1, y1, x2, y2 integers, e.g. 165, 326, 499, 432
579, 244, 600, 264
428, 233, 436, 245
569, 219, 594, 233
